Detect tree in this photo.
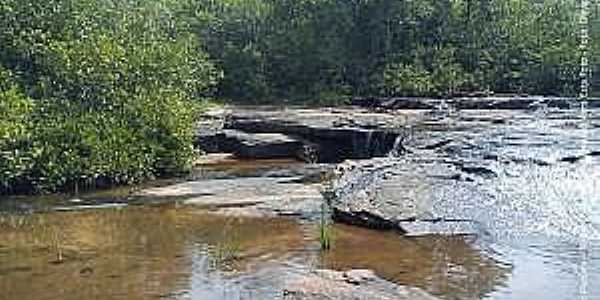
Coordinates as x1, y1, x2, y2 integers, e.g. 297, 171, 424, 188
0, 0, 220, 193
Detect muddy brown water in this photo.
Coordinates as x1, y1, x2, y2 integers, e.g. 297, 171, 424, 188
0, 205, 508, 300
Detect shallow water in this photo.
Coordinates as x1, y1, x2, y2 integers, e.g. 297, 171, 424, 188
0, 206, 308, 300
0, 205, 508, 300
407, 108, 600, 300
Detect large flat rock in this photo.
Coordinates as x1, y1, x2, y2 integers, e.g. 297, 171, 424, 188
220, 129, 305, 159
329, 108, 600, 237
329, 156, 485, 235
139, 176, 325, 218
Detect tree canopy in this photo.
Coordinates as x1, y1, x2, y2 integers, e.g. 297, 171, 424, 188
0, 0, 220, 193
0, 0, 597, 193
194, 0, 596, 102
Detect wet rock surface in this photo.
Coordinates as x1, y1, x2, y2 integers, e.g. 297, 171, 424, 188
283, 269, 440, 300
351, 96, 600, 110
330, 108, 600, 237
131, 155, 334, 219
140, 176, 325, 219
329, 156, 485, 235
193, 105, 600, 236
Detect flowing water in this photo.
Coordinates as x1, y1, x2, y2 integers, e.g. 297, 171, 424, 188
2, 107, 600, 300
330, 106, 600, 299
420, 108, 600, 300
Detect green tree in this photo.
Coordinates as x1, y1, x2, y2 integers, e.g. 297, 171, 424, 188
0, 0, 220, 193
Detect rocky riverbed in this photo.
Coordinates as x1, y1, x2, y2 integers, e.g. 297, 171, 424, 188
191, 101, 600, 299
194, 101, 600, 235
2, 99, 600, 300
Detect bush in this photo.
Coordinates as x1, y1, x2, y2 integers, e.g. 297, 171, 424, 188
430, 47, 473, 97
383, 47, 473, 98
0, 72, 35, 192
0, 0, 220, 194
383, 63, 434, 97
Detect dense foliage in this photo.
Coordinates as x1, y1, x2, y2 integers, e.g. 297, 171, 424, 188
0, 0, 220, 193
0, 0, 597, 193
193, 0, 597, 102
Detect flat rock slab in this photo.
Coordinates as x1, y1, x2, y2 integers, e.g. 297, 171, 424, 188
221, 129, 305, 159
283, 269, 440, 300
139, 177, 324, 218
330, 156, 488, 236
328, 107, 600, 239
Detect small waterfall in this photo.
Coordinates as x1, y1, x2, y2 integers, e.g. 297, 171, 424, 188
438, 99, 449, 111
532, 98, 549, 125
364, 130, 373, 157
580, 100, 589, 121
433, 99, 454, 118
388, 124, 414, 158
388, 135, 404, 158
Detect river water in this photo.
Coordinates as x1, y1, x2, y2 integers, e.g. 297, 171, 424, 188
401, 107, 600, 300
1, 107, 600, 300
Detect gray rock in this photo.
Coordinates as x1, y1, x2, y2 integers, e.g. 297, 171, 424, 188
139, 176, 325, 219
197, 107, 410, 162
221, 130, 305, 159
329, 157, 483, 236
351, 96, 600, 110
283, 269, 440, 300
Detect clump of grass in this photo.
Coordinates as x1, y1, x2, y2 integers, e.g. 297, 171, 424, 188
319, 191, 334, 251
209, 221, 243, 271
317, 177, 340, 251
319, 218, 333, 251
50, 229, 64, 264
213, 240, 242, 266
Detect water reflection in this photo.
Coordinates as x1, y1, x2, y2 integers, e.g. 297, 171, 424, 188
321, 224, 510, 300
0, 206, 306, 300
0, 205, 509, 300
411, 109, 600, 300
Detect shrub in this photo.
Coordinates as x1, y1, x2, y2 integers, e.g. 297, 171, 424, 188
383, 47, 473, 98
383, 63, 434, 97
0, 73, 35, 192
0, 0, 220, 194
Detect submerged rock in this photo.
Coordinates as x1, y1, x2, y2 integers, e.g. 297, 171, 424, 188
283, 269, 440, 300
139, 176, 326, 219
